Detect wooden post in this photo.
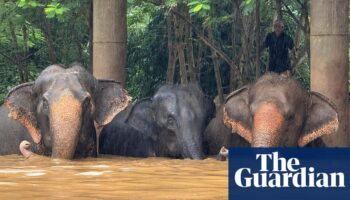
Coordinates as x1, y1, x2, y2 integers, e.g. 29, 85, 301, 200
310, 0, 349, 146
93, 0, 127, 85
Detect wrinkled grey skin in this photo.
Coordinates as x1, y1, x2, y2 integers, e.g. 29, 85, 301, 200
0, 106, 36, 155
99, 99, 158, 157
0, 63, 130, 159
224, 73, 338, 147
100, 85, 215, 160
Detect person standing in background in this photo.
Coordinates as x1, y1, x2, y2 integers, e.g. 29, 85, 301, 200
263, 20, 294, 76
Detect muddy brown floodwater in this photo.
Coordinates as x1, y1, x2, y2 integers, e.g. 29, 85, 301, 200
0, 155, 228, 199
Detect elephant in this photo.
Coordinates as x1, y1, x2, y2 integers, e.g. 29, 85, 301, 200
203, 104, 250, 156
0, 105, 35, 155
0, 63, 131, 159
99, 84, 215, 159
99, 99, 159, 158
222, 73, 338, 147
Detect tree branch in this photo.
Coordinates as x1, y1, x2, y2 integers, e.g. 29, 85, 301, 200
281, 6, 306, 32
143, 0, 164, 6
0, 51, 17, 65
170, 9, 241, 70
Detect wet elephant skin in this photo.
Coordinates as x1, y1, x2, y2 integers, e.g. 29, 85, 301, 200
99, 85, 215, 160
0, 63, 130, 159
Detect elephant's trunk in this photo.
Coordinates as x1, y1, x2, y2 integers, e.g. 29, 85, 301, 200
50, 93, 82, 159
180, 126, 205, 160
252, 102, 285, 147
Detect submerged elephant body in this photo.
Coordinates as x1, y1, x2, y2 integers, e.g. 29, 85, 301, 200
204, 105, 249, 155
220, 73, 338, 148
0, 106, 36, 155
99, 85, 215, 159
99, 99, 157, 157
0, 64, 130, 159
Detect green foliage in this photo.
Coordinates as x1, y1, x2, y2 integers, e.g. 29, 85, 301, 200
44, 1, 70, 19
0, 0, 90, 103
18, 0, 44, 8
127, 8, 168, 100
128, 0, 159, 33
188, 0, 210, 16
163, 0, 178, 8
0, 0, 316, 103
18, 0, 70, 19
188, 0, 255, 17
240, 0, 255, 15
294, 61, 310, 90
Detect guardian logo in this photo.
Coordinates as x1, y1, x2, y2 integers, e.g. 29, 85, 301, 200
235, 152, 344, 188
229, 148, 350, 200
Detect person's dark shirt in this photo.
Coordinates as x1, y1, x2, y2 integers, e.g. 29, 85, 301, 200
263, 32, 294, 73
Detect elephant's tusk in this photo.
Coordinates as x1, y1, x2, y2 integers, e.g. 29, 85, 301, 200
217, 146, 229, 161
19, 140, 33, 159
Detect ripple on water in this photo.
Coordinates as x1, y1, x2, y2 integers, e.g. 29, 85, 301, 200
75, 171, 112, 176
91, 165, 110, 169
0, 182, 18, 186
0, 169, 45, 174
25, 172, 46, 177
119, 167, 134, 172
50, 165, 75, 169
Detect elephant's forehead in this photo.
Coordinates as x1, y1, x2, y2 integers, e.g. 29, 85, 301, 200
160, 96, 176, 111
154, 93, 177, 113
51, 73, 81, 85
51, 72, 80, 80
249, 86, 288, 102
250, 83, 306, 107
35, 72, 87, 93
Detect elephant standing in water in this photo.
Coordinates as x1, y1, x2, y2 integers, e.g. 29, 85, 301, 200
99, 85, 215, 160
225, 73, 338, 147
0, 64, 131, 159
206, 73, 338, 152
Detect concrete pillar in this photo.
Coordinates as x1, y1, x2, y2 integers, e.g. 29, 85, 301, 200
310, 0, 349, 146
93, 0, 127, 85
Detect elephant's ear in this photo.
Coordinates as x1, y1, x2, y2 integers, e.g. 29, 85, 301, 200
94, 80, 131, 128
223, 86, 253, 143
124, 98, 157, 140
4, 82, 42, 144
298, 92, 339, 147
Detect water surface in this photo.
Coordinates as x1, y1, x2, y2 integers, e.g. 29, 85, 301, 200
0, 155, 227, 199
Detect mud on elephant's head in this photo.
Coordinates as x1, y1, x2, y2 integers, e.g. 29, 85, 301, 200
223, 73, 339, 147
5, 64, 131, 159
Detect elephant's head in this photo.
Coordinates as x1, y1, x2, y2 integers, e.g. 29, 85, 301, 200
223, 74, 339, 147
5, 64, 130, 159
126, 85, 214, 159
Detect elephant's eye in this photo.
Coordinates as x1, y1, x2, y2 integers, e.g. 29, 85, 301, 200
286, 112, 295, 121
167, 116, 176, 129
42, 97, 49, 111
83, 96, 92, 109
